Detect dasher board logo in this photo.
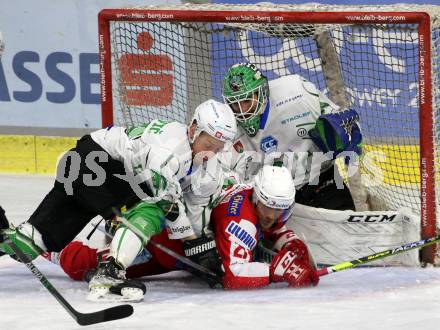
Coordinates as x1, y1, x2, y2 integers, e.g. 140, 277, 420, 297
260, 135, 278, 153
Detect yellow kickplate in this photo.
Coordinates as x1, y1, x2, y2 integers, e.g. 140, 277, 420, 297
0, 135, 77, 174
336, 144, 425, 187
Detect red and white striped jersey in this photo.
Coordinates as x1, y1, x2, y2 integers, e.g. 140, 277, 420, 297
211, 187, 298, 289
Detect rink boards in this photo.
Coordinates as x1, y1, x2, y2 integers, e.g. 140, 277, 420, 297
0, 135, 423, 189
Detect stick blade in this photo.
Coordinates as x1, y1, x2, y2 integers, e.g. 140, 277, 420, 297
76, 304, 134, 326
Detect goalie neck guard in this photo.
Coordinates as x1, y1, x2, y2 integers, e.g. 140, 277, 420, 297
253, 165, 296, 210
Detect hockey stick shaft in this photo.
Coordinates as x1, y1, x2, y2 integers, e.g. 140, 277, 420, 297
149, 240, 218, 276
256, 235, 440, 277
6, 240, 133, 326
99, 224, 217, 278
109, 210, 219, 278
316, 234, 440, 277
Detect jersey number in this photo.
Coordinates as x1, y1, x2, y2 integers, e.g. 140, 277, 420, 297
233, 245, 250, 261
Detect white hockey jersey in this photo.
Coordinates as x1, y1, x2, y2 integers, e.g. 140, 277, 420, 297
91, 120, 193, 199
91, 120, 195, 238
221, 74, 339, 187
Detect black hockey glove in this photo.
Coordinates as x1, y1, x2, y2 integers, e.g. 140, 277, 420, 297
183, 235, 224, 289
0, 206, 8, 231
0, 206, 10, 257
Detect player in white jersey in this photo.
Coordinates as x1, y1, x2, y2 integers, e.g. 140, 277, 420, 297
0, 99, 236, 301
42, 166, 319, 290
222, 63, 362, 210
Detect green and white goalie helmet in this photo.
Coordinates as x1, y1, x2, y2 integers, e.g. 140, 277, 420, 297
253, 165, 296, 210
190, 99, 237, 144
222, 63, 269, 137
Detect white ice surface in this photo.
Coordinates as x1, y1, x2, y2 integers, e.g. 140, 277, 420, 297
1, 174, 440, 330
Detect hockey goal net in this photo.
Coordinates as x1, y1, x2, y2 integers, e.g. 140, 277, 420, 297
98, 4, 440, 264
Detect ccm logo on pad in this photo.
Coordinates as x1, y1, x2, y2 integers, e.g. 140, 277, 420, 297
347, 214, 397, 222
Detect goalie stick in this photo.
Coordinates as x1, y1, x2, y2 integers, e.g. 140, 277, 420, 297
256, 235, 440, 277
5, 240, 134, 326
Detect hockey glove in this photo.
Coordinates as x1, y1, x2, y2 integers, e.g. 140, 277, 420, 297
0, 207, 26, 261
183, 235, 224, 288
0, 225, 44, 262
270, 245, 319, 288
309, 108, 362, 159
56, 241, 101, 281
0, 206, 8, 231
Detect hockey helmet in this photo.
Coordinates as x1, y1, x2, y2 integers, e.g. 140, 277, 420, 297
222, 63, 269, 137
189, 99, 237, 144
253, 165, 296, 210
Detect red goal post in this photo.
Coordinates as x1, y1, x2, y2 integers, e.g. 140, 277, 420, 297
98, 4, 440, 264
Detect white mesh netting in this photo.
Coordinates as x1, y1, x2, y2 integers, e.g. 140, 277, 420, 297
102, 4, 440, 262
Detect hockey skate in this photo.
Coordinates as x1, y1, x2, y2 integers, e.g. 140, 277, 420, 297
87, 257, 146, 303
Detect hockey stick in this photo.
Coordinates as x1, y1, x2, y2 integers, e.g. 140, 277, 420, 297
96, 224, 218, 278
106, 210, 220, 279
148, 240, 219, 278
256, 235, 440, 277
316, 234, 440, 277
5, 240, 133, 326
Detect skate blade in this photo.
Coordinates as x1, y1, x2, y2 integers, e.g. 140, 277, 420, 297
87, 287, 144, 303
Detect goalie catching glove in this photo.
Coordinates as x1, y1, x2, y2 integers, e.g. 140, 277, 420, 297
270, 239, 319, 288
183, 235, 224, 288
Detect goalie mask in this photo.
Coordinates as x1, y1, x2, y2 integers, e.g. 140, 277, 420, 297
222, 63, 269, 137
189, 99, 237, 146
253, 165, 296, 211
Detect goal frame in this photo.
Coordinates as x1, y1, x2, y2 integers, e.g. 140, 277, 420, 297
97, 8, 436, 263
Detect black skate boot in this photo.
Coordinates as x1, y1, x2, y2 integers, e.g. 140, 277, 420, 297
87, 257, 146, 302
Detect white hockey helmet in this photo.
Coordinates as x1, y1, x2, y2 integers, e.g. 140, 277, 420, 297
253, 165, 296, 210
189, 99, 237, 144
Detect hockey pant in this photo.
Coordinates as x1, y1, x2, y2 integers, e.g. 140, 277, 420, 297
295, 164, 355, 211
28, 135, 151, 252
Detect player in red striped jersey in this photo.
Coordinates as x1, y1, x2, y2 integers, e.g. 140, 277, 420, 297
47, 165, 319, 290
